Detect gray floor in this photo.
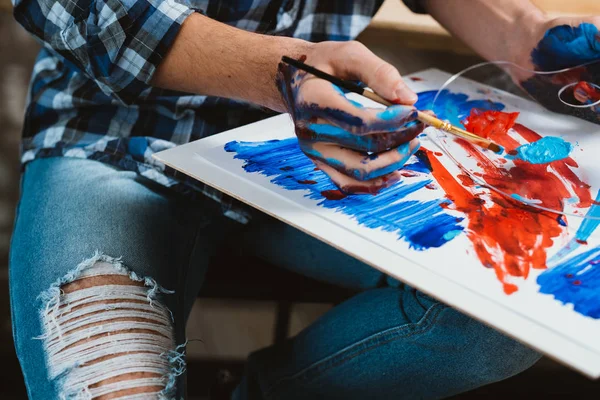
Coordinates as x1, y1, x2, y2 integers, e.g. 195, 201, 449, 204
1, 10, 599, 400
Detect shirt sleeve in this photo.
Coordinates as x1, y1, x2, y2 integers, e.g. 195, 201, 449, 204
401, 0, 427, 14
12, 0, 194, 104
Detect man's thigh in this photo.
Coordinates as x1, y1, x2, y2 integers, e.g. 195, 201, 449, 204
9, 157, 228, 399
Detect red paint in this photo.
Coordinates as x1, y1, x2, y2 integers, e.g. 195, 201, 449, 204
576, 239, 588, 245
462, 109, 519, 138
425, 110, 593, 294
410, 77, 424, 81
321, 190, 347, 200
434, 152, 443, 156
298, 180, 317, 184
425, 183, 437, 190
400, 171, 420, 178
573, 280, 582, 286
566, 274, 574, 278
573, 81, 600, 104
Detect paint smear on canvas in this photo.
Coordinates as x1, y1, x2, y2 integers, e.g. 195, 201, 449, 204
225, 139, 463, 250
416, 92, 593, 294
225, 89, 594, 299
537, 246, 600, 318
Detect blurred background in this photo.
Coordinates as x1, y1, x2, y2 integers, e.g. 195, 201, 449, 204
1, 0, 600, 398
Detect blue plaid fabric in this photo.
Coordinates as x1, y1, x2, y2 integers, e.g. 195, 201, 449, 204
13, 0, 422, 223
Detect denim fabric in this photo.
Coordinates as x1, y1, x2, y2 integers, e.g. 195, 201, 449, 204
10, 157, 540, 399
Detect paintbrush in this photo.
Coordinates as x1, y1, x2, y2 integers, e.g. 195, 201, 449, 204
281, 56, 503, 154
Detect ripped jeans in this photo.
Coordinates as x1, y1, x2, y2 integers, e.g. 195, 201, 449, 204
10, 157, 541, 400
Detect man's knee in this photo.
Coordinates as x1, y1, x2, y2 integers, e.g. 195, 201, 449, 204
38, 254, 183, 399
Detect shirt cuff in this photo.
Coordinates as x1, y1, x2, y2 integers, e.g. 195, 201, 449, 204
94, 1, 195, 104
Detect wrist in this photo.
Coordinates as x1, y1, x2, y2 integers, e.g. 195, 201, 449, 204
260, 36, 314, 112
505, 7, 551, 66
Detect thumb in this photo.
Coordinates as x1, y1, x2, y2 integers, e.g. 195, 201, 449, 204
335, 42, 418, 105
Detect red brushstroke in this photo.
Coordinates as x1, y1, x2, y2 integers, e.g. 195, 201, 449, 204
410, 77, 424, 81
426, 110, 593, 294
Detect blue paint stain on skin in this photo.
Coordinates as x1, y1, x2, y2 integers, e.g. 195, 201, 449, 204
507, 136, 573, 164
532, 23, 600, 71
225, 138, 463, 249
306, 123, 385, 152
357, 143, 420, 181
332, 84, 346, 96
348, 99, 364, 108
537, 246, 600, 318
377, 106, 408, 121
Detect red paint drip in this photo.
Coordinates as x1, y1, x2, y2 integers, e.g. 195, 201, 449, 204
321, 190, 347, 200
425, 110, 593, 294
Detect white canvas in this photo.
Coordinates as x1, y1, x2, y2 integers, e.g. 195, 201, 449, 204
154, 69, 600, 377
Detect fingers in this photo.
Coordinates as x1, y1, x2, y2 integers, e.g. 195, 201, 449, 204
296, 75, 420, 135
331, 41, 417, 105
298, 120, 424, 153
301, 138, 420, 182
312, 159, 403, 195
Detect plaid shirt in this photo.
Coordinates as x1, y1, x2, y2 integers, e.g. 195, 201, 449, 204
13, 0, 424, 223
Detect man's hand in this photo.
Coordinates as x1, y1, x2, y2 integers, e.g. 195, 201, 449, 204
276, 41, 424, 194
423, 0, 600, 124
512, 17, 600, 124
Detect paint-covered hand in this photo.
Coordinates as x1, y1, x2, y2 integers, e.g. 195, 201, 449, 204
276, 42, 424, 194
514, 18, 600, 124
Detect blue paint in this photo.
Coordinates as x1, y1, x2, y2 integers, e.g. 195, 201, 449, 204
348, 99, 364, 109
415, 90, 505, 127
575, 190, 600, 241
510, 193, 542, 205
357, 142, 419, 181
377, 106, 409, 121
507, 136, 573, 164
537, 246, 600, 318
225, 138, 464, 250
548, 190, 600, 268
332, 84, 345, 96
532, 23, 600, 71
443, 230, 463, 241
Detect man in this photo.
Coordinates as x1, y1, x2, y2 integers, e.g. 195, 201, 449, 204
9, 0, 598, 398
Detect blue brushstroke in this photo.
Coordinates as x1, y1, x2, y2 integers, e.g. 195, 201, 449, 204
225, 138, 464, 250
415, 90, 505, 127
538, 246, 600, 318
532, 23, 600, 71
507, 136, 573, 164
549, 190, 600, 264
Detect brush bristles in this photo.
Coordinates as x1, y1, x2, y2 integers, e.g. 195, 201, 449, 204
488, 143, 503, 154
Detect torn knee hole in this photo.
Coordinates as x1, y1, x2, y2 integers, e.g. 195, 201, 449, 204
37, 253, 184, 399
